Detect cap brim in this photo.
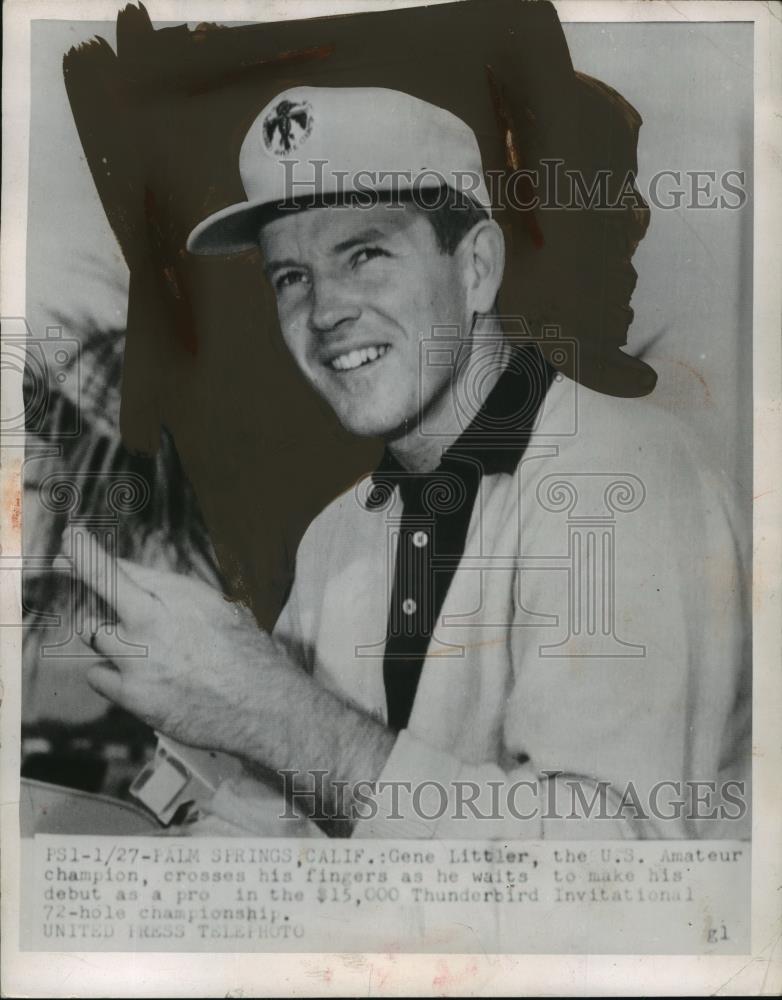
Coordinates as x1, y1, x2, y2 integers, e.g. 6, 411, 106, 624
187, 184, 491, 256
186, 199, 276, 256
186, 193, 393, 256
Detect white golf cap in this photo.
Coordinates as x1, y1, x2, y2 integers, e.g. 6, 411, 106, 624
187, 85, 492, 255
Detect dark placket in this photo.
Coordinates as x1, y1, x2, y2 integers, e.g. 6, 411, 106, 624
369, 341, 555, 733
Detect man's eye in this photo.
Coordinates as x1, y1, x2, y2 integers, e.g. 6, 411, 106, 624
350, 246, 389, 268
274, 270, 308, 292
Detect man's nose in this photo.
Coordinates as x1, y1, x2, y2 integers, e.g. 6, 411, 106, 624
308, 275, 361, 334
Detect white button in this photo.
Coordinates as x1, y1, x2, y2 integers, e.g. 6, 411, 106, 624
402, 598, 417, 616
412, 531, 429, 548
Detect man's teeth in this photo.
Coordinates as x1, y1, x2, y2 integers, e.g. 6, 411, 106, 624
330, 344, 389, 371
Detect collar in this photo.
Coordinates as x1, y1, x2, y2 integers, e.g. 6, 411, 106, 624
368, 340, 553, 508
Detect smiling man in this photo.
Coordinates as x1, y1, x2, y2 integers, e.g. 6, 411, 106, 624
258, 197, 507, 466
81, 86, 750, 839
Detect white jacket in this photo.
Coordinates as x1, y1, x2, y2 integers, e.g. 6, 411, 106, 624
196, 376, 749, 839
272, 375, 750, 839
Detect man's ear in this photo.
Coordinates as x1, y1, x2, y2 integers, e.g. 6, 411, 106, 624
461, 219, 505, 317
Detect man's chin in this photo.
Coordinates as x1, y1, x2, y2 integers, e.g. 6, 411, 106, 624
333, 406, 413, 441
337, 417, 400, 439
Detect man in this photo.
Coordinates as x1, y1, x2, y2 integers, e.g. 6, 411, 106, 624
80, 86, 750, 839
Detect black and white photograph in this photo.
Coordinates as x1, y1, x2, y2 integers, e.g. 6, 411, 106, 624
2, 0, 780, 994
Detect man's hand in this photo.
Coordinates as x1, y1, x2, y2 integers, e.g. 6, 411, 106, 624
65, 545, 395, 824
68, 548, 295, 759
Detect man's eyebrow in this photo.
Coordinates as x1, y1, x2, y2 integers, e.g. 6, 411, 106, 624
332, 227, 388, 254
263, 227, 391, 274
263, 257, 302, 276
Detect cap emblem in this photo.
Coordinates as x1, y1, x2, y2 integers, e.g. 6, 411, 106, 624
262, 99, 313, 156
